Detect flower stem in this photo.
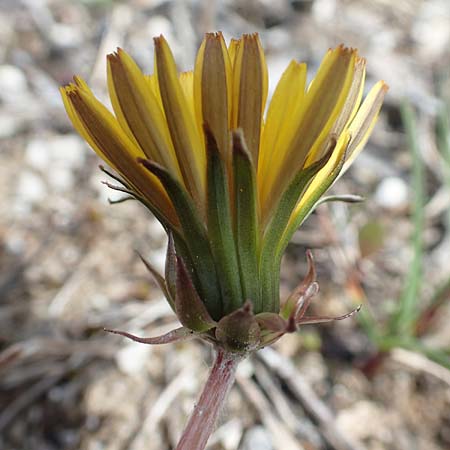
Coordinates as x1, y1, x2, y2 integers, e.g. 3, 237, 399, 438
175, 348, 242, 450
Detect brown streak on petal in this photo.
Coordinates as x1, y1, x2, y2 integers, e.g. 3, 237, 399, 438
154, 36, 205, 209
232, 34, 266, 165
200, 33, 231, 167
66, 88, 178, 228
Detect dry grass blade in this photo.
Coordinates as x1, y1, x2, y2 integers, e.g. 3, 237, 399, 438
257, 348, 364, 450
236, 368, 306, 450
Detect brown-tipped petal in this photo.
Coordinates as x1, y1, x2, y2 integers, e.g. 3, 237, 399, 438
175, 256, 217, 333
195, 33, 232, 168
228, 38, 240, 68
154, 35, 205, 207
61, 84, 179, 229
297, 305, 362, 325
104, 326, 195, 344
231, 33, 268, 164
216, 301, 261, 353
107, 49, 181, 177
281, 250, 317, 319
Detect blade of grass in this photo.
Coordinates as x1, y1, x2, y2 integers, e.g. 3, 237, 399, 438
435, 78, 450, 230
389, 101, 425, 337
416, 274, 450, 336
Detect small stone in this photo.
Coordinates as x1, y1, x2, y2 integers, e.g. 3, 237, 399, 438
412, 0, 450, 59
47, 167, 75, 192
49, 24, 83, 49
0, 65, 28, 103
25, 134, 86, 171
15, 171, 47, 213
0, 113, 24, 138
241, 426, 274, 450
116, 341, 152, 375
25, 134, 86, 191
374, 176, 409, 211
336, 400, 395, 443
215, 419, 243, 450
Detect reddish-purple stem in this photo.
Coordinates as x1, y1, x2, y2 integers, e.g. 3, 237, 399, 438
175, 348, 242, 450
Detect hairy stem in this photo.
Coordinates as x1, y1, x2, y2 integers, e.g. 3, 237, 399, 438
175, 348, 243, 450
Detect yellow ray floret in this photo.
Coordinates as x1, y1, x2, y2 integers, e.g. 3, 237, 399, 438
231, 33, 268, 164
194, 32, 232, 166
61, 34, 387, 252
107, 48, 181, 179
154, 35, 205, 210
60, 80, 178, 227
259, 46, 358, 224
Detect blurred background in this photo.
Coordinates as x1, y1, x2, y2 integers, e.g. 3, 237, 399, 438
1, 0, 450, 449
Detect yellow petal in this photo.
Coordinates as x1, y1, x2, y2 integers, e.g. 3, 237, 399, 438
107, 49, 181, 178
194, 32, 232, 168
285, 131, 351, 235
231, 33, 268, 164
146, 74, 163, 106
154, 35, 205, 208
61, 83, 178, 227
346, 58, 367, 127
341, 80, 389, 174
264, 46, 357, 220
179, 71, 195, 120
258, 60, 307, 218
179, 70, 205, 155
60, 83, 114, 166
228, 38, 240, 69
72, 75, 93, 93
328, 56, 366, 141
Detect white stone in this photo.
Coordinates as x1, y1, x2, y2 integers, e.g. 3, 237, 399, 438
215, 419, 243, 450
116, 341, 152, 375
412, 0, 450, 59
374, 176, 409, 210
242, 426, 273, 450
25, 134, 86, 170
49, 24, 83, 49
312, 0, 337, 22
24, 134, 86, 192
0, 113, 23, 138
336, 400, 393, 443
47, 167, 75, 192
0, 65, 28, 103
15, 170, 47, 214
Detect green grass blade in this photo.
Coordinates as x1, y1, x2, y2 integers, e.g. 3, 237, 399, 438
390, 101, 425, 336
